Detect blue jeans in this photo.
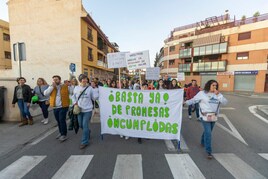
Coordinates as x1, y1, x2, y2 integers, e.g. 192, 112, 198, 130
53, 107, 68, 136
17, 99, 32, 118
201, 119, 216, 154
78, 111, 92, 145
38, 101, 49, 118
188, 103, 200, 118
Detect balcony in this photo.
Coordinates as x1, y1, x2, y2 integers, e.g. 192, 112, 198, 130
193, 42, 228, 56
178, 63, 191, 72
192, 60, 226, 72
179, 48, 192, 58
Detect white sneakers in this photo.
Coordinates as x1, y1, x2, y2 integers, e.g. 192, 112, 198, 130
41, 118, 49, 125
188, 115, 192, 119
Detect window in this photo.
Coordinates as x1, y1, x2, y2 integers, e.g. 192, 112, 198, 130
199, 46, 206, 55
4, 51, 11, 59
238, 32, 251, 41
219, 42, 227, 53
88, 47, 93, 61
237, 52, 249, 60
87, 28, 93, 41
212, 44, 219, 54
205, 45, 212, 55
169, 59, 175, 66
3, 33, 10, 41
169, 46, 175, 52
194, 47, 199, 56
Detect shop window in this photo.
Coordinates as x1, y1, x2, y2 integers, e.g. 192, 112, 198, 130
238, 32, 251, 41
237, 52, 249, 60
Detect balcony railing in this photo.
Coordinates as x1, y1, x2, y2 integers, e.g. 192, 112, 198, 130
193, 42, 228, 56
179, 48, 192, 58
178, 63, 191, 72
192, 60, 226, 72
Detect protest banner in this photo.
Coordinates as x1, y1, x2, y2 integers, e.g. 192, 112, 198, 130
107, 52, 128, 69
177, 72, 185, 81
125, 50, 150, 70
99, 87, 183, 140
146, 67, 160, 80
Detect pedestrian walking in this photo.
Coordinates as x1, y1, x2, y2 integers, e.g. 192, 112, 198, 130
72, 74, 99, 149
186, 80, 200, 120
185, 80, 227, 159
12, 77, 33, 126
44, 75, 69, 142
33, 78, 50, 124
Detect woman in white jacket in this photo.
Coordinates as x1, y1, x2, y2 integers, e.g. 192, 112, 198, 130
72, 74, 99, 149
185, 80, 227, 159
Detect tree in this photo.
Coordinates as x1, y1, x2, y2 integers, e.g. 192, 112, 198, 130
154, 52, 160, 67
240, 15, 246, 25
253, 11, 260, 22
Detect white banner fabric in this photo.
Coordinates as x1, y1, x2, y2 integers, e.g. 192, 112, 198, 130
99, 87, 183, 140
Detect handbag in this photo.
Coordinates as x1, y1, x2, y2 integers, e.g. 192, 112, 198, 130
200, 103, 220, 122
73, 86, 89, 115
39, 86, 50, 105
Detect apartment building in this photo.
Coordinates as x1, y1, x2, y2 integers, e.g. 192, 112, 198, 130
6, 0, 118, 86
0, 19, 11, 70
159, 12, 268, 93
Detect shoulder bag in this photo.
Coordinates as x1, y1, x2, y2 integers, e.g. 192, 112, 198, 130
200, 102, 220, 122
73, 86, 89, 115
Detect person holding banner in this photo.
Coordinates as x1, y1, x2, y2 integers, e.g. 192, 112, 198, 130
156, 79, 166, 90
72, 74, 99, 149
169, 79, 180, 89
185, 80, 227, 159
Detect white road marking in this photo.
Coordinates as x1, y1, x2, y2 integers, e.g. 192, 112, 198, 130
258, 153, 268, 161
30, 127, 58, 145
165, 140, 177, 151
183, 107, 235, 110
248, 105, 268, 124
165, 154, 205, 179
180, 136, 190, 151
112, 154, 143, 179
0, 156, 46, 179
165, 136, 189, 152
52, 155, 93, 179
216, 114, 248, 145
214, 153, 266, 179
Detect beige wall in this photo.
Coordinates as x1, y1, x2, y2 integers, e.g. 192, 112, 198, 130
6, 0, 83, 87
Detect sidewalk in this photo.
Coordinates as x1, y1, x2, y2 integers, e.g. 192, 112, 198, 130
257, 105, 268, 116
0, 111, 57, 159
223, 92, 268, 98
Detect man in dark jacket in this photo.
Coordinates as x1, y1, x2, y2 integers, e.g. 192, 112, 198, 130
186, 79, 200, 120
163, 74, 171, 89
12, 77, 33, 126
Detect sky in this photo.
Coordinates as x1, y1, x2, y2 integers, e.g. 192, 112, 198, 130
1, 0, 268, 66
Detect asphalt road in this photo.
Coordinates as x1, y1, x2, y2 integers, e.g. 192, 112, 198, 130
0, 94, 267, 179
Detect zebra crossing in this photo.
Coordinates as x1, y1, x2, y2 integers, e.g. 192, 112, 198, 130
0, 153, 266, 179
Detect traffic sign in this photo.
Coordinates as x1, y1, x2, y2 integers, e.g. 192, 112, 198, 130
69, 63, 76, 73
